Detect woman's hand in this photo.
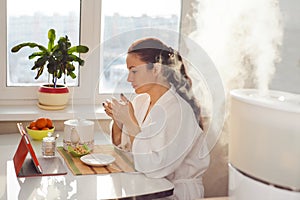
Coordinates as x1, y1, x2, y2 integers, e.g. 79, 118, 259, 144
103, 99, 113, 118
111, 94, 134, 124
103, 99, 123, 130
103, 98, 123, 145
111, 94, 141, 138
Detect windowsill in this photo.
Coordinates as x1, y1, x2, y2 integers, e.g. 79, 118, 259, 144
0, 104, 109, 121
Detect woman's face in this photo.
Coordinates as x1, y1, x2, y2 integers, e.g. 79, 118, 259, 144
126, 53, 157, 94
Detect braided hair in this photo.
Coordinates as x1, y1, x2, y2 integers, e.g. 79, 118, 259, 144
128, 38, 203, 129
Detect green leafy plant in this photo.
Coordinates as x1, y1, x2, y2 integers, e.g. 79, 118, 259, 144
11, 29, 89, 88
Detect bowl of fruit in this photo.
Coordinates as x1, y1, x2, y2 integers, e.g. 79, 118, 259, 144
26, 118, 55, 140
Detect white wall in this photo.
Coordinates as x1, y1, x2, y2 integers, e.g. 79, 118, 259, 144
271, 0, 300, 94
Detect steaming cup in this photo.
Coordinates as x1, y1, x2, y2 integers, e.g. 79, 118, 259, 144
63, 119, 95, 150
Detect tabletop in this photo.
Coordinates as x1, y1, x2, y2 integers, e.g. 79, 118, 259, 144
0, 132, 174, 200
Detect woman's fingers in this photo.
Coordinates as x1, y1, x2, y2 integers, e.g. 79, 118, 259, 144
105, 99, 112, 108
103, 101, 113, 117
120, 93, 129, 103
103, 95, 131, 120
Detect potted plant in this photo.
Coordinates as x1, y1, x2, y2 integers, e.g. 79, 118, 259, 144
11, 28, 89, 109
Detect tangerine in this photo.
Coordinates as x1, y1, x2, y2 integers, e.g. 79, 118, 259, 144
29, 121, 36, 129
42, 127, 49, 130
35, 118, 48, 130
46, 118, 53, 128
31, 126, 38, 130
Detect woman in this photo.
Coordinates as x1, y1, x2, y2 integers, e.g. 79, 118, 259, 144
103, 38, 210, 199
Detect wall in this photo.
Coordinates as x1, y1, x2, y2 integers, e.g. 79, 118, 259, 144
271, 0, 300, 94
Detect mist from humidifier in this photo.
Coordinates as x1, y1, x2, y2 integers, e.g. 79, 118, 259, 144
190, 0, 283, 94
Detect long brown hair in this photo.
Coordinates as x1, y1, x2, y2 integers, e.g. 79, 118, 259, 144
128, 38, 203, 129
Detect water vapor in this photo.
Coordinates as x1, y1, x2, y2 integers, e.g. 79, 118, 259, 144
190, 0, 283, 95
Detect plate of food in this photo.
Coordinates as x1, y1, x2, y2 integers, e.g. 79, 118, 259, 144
80, 153, 115, 167
67, 144, 90, 157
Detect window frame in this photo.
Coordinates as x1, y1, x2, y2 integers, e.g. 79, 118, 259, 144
0, 0, 183, 106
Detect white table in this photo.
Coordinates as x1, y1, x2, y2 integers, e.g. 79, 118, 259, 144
0, 132, 174, 200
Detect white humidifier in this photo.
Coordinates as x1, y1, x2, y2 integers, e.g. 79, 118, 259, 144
229, 89, 300, 200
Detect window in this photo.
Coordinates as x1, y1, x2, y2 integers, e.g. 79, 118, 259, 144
7, 0, 80, 87
99, 0, 181, 94
0, 0, 182, 104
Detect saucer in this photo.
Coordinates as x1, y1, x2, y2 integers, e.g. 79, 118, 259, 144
80, 154, 115, 167
37, 103, 66, 110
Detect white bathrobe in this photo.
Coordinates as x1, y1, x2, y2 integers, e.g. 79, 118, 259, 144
112, 86, 210, 200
